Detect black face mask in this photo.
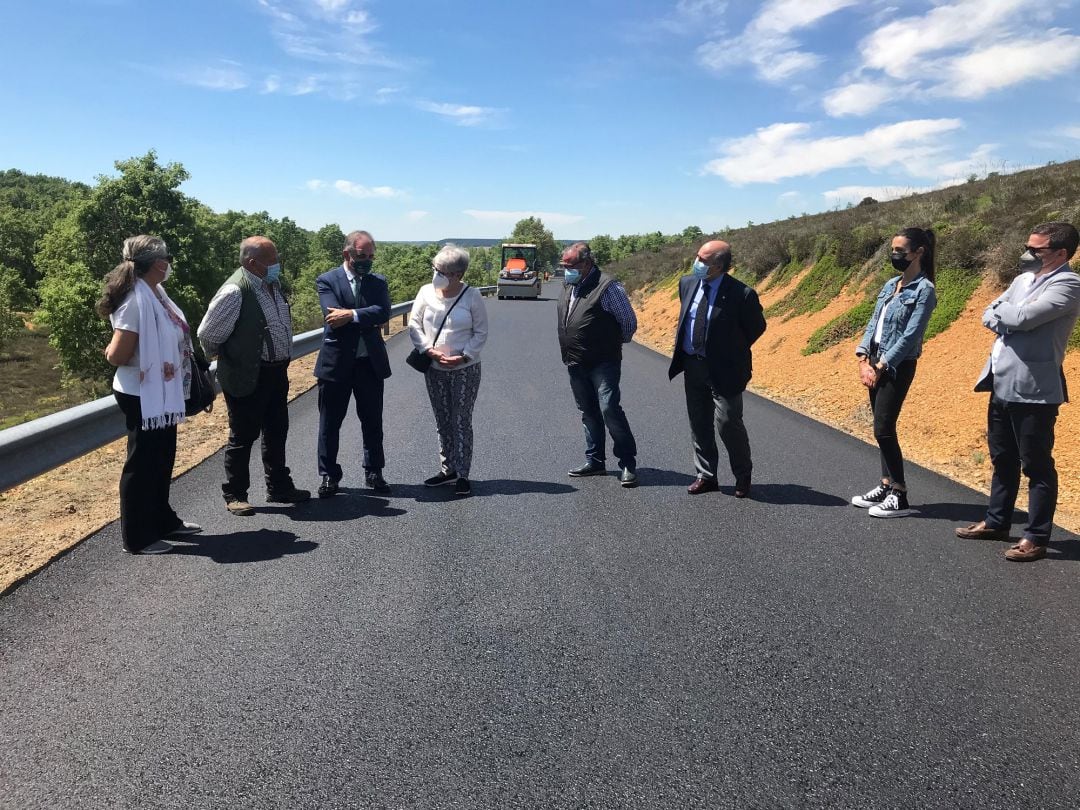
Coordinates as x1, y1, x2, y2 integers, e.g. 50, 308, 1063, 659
350, 258, 373, 274
890, 253, 912, 271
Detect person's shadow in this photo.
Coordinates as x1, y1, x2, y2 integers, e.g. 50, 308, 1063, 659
272, 491, 408, 520
635, 468, 698, 488
916, 501, 993, 523
168, 529, 315, 563
388, 480, 577, 500
730, 483, 847, 506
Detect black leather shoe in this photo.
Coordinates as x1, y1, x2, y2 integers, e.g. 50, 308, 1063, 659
568, 462, 606, 477
734, 477, 751, 499
620, 468, 638, 488
366, 472, 391, 494
318, 475, 339, 499
267, 487, 311, 504
687, 477, 719, 495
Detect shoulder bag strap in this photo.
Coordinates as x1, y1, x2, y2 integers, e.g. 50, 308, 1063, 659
431, 285, 469, 345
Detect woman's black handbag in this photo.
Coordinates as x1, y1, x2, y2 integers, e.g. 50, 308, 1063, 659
185, 356, 217, 416
405, 285, 469, 373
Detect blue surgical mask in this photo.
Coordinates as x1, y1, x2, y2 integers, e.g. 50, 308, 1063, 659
691, 259, 710, 279
564, 269, 581, 285
265, 262, 281, 284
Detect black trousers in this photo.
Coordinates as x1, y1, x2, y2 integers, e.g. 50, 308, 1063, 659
868, 358, 917, 487
114, 392, 182, 552
985, 395, 1059, 544
316, 356, 385, 481
682, 354, 752, 481
221, 362, 294, 502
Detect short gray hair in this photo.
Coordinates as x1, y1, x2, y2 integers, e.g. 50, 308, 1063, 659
433, 243, 470, 277
239, 237, 262, 264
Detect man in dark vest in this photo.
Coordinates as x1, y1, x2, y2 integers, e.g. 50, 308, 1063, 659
198, 236, 310, 516
313, 230, 392, 498
669, 240, 766, 498
556, 242, 640, 488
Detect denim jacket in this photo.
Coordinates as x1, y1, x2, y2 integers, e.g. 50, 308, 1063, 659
856, 273, 937, 372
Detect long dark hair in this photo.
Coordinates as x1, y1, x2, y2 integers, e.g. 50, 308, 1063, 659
96, 235, 167, 317
896, 227, 935, 283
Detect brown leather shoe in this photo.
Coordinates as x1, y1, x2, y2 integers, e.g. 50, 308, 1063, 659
954, 520, 1008, 540
734, 477, 751, 499
1004, 541, 1047, 562
687, 477, 719, 495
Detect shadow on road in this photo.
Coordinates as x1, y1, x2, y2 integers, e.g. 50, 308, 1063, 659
728, 483, 847, 506
635, 468, 697, 488
917, 501, 1000, 523
168, 529, 315, 563
386, 480, 577, 500
279, 492, 408, 520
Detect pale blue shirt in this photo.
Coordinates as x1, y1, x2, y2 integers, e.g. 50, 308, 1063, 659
682, 274, 724, 357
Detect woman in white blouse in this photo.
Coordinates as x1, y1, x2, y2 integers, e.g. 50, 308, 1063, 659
408, 243, 489, 496
97, 235, 202, 554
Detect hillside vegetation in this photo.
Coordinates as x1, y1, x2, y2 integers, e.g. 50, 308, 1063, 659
605, 160, 1080, 354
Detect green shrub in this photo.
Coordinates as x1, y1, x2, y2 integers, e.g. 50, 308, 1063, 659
802, 297, 876, 355
766, 251, 854, 318
923, 265, 982, 341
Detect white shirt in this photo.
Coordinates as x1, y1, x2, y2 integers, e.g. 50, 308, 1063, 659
109, 289, 185, 395
408, 285, 489, 371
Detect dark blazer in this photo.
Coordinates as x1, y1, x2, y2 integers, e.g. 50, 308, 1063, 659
668, 273, 767, 396
314, 265, 392, 381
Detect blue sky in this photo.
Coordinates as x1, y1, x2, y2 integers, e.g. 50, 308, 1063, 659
2, 0, 1079, 241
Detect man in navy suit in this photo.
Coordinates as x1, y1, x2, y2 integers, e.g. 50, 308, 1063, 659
314, 230, 392, 497
669, 240, 766, 498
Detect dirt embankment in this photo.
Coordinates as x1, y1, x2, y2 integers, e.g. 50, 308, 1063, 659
633, 271, 1080, 534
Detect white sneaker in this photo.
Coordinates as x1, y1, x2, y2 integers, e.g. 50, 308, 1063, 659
851, 482, 890, 508
869, 489, 914, 518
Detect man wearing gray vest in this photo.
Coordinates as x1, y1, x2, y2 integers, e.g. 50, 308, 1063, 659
198, 236, 310, 516
556, 242, 640, 488
956, 222, 1080, 561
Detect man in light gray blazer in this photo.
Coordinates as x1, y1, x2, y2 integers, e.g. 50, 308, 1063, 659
956, 222, 1080, 561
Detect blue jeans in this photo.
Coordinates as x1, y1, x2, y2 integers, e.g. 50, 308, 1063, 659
567, 361, 637, 470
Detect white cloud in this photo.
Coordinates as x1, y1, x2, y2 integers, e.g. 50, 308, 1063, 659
826, 0, 1080, 114
262, 74, 281, 93
463, 210, 585, 227
1061, 125, 1080, 140
417, 101, 503, 127
697, 0, 858, 83
822, 80, 896, 117
779, 191, 801, 200
176, 64, 249, 91
703, 118, 963, 184
330, 179, 407, 199
933, 144, 1000, 178
256, 0, 394, 67
937, 32, 1080, 98
406, 210, 429, 221
305, 179, 327, 190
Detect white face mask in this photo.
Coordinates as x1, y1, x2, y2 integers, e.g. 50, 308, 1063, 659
432, 270, 451, 290
162, 262, 172, 282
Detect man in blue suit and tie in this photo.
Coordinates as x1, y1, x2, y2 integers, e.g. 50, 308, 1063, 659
669, 240, 766, 498
314, 230, 393, 497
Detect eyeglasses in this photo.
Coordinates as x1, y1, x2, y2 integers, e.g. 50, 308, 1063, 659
1024, 244, 1057, 254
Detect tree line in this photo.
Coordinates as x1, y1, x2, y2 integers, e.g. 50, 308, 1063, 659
0, 152, 705, 391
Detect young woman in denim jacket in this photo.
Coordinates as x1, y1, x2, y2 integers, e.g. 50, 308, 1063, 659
850, 227, 938, 518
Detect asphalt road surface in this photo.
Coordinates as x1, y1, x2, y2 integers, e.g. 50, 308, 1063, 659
3, 283, 1080, 809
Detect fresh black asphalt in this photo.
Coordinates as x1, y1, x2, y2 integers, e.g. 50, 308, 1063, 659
3, 283, 1080, 809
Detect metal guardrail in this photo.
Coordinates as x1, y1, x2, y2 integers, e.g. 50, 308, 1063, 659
0, 287, 496, 493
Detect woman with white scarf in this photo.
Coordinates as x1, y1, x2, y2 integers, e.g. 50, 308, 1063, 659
98, 235, 202, 554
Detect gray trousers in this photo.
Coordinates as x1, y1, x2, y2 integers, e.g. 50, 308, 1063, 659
683, 356, 752, 481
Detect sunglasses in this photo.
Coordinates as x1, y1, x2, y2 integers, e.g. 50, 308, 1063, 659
1023, 244, 1057, 254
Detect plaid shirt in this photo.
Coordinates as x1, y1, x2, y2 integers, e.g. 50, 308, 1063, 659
197, 268, 293, 361
569, 271, 638, 342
